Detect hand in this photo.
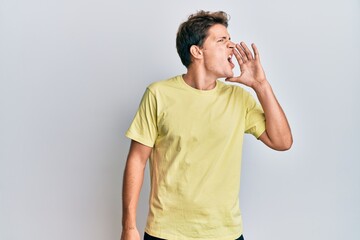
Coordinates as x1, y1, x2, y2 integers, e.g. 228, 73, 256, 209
226, 42, 267, 90
120, 227, 140, 240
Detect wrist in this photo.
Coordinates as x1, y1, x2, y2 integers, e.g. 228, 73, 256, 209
122, 214, 137, 231
122, 226, 137, 231
252, 78, 270, 94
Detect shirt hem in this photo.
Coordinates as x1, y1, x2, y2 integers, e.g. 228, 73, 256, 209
145, 228, 242, 240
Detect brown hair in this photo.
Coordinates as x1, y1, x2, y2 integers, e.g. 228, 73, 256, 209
176, 10, 230, 68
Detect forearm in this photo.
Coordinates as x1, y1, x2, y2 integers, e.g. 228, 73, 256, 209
254, 80, 293, 150
122, 155, 146, 230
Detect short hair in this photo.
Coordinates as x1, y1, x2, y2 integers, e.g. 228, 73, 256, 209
176, 10, 230, 68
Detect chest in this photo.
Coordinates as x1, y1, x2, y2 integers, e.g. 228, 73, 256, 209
156, 92, 245, 144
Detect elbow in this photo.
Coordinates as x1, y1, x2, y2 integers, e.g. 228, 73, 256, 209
269, 135, 293, 151
260, 130, 293, 151
278, 141, 293, 151
276, 136, 293, 151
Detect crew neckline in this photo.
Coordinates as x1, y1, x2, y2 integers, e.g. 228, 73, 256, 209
177, 75, 220, 95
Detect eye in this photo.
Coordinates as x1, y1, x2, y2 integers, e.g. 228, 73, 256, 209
217, 39, 224, 42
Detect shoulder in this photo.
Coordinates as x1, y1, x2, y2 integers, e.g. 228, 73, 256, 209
147, 75, 180, 95
218, 80, 249, 97
218, 81, 258, 107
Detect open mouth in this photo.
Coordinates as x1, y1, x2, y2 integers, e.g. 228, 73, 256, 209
227, 54, 235, 68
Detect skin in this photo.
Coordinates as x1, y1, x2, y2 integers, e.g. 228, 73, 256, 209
121, 23, 293, 240
121, 141, 151, 240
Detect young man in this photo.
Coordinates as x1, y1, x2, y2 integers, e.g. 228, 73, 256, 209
121, 11, 292, 240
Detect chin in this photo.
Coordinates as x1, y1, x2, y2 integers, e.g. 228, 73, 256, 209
215, 69, 233, 79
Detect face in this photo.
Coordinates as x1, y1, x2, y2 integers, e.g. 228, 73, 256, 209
200, 24, 235, 79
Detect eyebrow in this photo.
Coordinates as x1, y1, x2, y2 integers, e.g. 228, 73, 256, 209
218, 36, 231, 40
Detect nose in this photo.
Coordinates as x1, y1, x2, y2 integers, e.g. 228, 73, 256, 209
228, 41, 235, 49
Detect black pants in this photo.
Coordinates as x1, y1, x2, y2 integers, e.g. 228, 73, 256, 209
144, 232, 244, 240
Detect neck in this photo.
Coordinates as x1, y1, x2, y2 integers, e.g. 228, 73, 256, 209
183, 65, 217, 90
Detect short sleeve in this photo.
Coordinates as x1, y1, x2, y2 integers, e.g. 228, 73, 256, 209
125, 88, 158, 147
244, 91, 266, 139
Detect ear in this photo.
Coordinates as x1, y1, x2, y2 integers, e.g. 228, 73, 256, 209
189, 45, 203, 60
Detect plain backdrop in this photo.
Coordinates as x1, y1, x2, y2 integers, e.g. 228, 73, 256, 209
1, 0, 359, 239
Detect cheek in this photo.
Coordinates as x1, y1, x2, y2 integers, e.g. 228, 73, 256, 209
206, 51, 224, 64
203, 50, 227, 71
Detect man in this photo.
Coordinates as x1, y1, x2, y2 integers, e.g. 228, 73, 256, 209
121, 10, 292, 240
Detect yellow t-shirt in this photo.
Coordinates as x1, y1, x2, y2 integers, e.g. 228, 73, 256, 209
126, 75, 266, 240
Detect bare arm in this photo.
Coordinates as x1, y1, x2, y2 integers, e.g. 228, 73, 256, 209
121, 140, 152, 240
255, 81, 292, 151
226, 42, 293, 151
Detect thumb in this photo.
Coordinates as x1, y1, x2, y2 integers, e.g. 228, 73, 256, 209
225, 77, 237, 82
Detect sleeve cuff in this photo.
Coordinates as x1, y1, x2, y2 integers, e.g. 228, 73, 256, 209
125, 130, 154, 148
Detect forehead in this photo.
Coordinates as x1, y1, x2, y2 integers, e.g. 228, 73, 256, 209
207, 24, 230, 38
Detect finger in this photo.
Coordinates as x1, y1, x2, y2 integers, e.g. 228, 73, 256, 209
225, 76, 237, 82
235, 44, 247, 62
233, 46, 244, 65
240, 42, 254, 60
251, 43, 260, 61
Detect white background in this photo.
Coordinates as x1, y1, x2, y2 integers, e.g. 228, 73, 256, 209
1, 0, 359, 239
